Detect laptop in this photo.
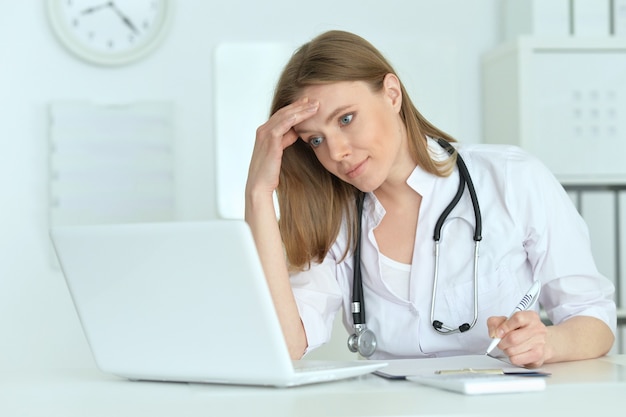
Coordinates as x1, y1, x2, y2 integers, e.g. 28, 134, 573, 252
50, 220, 386, 387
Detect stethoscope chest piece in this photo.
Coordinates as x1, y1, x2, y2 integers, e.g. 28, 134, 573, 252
347, 324, 377, 357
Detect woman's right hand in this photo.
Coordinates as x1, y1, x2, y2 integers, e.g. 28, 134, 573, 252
244, 98, 319, 359
246, 97, 319, 198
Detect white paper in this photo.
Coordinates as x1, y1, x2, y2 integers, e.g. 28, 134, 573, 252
375, 354, 532, 378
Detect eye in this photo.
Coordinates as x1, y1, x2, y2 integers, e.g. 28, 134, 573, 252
309, 136, 324, 148
340, 113, 353, 126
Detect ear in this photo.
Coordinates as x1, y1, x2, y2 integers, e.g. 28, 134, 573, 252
382, 73, 402, 112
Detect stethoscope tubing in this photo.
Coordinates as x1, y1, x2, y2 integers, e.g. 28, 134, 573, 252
349, 138, 483, 355
351, 192, 366, 326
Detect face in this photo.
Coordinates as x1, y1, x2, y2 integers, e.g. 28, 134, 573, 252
293, 75, 414, 192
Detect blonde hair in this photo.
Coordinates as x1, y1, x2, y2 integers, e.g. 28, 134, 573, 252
272, 30, 457, 271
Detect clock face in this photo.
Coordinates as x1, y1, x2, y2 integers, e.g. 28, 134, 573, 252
47, 0, 171, 66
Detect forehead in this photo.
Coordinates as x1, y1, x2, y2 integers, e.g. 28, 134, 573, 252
295, 80, 373, 103
293, 80, 383, 134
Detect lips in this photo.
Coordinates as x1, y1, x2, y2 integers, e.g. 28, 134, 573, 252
345, 158, 367, 179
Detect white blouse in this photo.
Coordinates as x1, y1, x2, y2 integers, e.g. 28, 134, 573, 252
379, 254, 411, 301
290, 139, 617, 360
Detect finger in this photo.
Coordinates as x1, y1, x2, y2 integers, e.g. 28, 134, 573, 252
273, 96, 316, 118
281, 128, 300, 147
254, 123, 299, 158
278, 102, 319, 145
507, 347, 545, 368
503, 331, 547, 367
262, 99, 319, 144
497, 314, 547, 365
492, 310, 540, 339
501, 311, 541, 334
487, 316, 506, 338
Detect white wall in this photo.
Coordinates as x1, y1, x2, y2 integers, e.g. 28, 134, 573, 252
0, 0, 501, 370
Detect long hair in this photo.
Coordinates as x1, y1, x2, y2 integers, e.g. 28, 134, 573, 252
272, 30, 457, 271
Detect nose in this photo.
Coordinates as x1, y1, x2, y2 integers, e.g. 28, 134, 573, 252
326, 133, 351, 161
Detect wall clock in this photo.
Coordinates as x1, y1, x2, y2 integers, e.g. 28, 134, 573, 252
47, 0, 172, 66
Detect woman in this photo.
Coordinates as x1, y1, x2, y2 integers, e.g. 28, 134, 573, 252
245, 30, 616, 367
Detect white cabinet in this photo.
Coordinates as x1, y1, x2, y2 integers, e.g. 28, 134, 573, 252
482, 37, 626, 183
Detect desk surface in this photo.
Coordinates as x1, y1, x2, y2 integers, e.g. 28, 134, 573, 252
2, 355, 625, 417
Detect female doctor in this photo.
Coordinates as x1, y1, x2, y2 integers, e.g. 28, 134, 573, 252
245, 30, 616, 368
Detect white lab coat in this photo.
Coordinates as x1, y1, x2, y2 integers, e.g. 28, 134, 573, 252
290, 138, 617, 360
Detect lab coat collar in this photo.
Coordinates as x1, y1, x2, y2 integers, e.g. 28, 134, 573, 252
406, 137, 451, 200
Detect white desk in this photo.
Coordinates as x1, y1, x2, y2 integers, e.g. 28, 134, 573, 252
2, 355, 625, 417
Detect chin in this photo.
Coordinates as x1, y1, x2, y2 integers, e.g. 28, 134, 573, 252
359, 186, 377, 193
351, 180, 381, 194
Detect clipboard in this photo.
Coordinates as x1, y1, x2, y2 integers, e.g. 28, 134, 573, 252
373, 354, 550, 380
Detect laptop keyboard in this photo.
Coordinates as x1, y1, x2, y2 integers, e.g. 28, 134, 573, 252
292, 361, 356, 372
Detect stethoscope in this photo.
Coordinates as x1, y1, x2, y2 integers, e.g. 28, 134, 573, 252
347, 138, 482, 357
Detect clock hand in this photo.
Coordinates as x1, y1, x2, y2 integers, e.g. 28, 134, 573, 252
81, 2, 113, 15
109, 2, 140, 35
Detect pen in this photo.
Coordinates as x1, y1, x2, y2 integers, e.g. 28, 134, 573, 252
485, 280, 542, 355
